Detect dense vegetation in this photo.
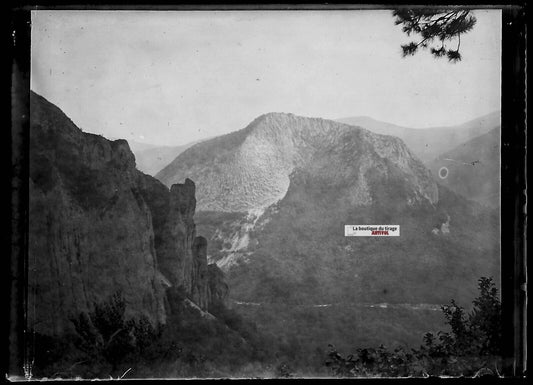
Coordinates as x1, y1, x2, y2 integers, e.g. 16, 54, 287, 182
325, 277, 502, 377
224, 177, 499, 306
28, 277, 501, 379
233, 301, 445, 373
29, 288, 296, 379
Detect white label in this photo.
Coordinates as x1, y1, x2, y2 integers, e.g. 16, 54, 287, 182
345, 225, 400, 237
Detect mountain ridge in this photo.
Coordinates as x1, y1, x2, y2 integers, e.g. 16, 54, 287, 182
336, 111, 500, 163
156, 112, 439, 213
336, 111, 500, 132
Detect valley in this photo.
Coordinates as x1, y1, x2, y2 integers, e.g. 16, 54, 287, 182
156, 112, 500, 370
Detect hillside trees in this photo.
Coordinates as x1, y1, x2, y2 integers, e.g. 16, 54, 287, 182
30, 288, 279, 378
326, 277, 502, 377
70, 291, 160, 369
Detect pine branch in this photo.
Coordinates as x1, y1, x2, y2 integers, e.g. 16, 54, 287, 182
394, 9, 476, 62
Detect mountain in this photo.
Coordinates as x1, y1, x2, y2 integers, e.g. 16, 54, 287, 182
29, 91, 226, 335
155, 112, 499, 304
428, 128, 500, 208
156, 113, 438, 212
154, 112, 500, 360
336, 112, 500, 164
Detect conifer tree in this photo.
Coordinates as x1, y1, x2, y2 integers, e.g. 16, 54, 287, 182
393, 9, 477, 62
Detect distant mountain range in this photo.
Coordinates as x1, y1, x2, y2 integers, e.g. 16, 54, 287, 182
336, 111, 500, 164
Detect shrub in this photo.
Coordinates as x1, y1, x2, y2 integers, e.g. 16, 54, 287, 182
325, 277, 502, 377
71, 292, 149, 369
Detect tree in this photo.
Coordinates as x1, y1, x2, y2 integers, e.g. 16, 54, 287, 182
71, 292, 142, 368
468, 277, 502, 355
417, 277, 502, 375
393, 9, 477, 62
438, 277, 502, 356
325, 277, 502, 377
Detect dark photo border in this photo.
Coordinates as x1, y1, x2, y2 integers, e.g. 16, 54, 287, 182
5, 1, 527, 381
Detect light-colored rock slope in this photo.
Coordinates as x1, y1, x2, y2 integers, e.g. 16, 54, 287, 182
156, 112, 438, 212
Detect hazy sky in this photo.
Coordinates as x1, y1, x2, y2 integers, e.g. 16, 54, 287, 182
31, 10, 501, 146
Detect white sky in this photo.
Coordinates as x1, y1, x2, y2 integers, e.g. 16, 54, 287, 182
31, 10, 501, 146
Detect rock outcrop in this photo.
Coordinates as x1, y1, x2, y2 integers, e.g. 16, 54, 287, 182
191, 236, 209, 309
207, 264, 229, 306
169, 181, 198, 292
29, 91, 223, 335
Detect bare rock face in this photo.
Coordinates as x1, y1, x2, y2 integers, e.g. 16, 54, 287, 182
156, 113, 438, 212
135, 174, 224, 315
29, 92, 167, 335
207, 264, 229, 306
191, 236, 209, 309
169, 181, 197, 291
29, 91, 222, 335
136, 176, 212, 309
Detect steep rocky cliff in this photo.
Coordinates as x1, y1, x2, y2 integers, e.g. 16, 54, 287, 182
29, 91, 224, 335
135, 175, 225, 311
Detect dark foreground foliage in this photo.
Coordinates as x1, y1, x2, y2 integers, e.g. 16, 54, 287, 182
29, 277, 501, 378
325, 277, 502, 377
30, 289, 298, 379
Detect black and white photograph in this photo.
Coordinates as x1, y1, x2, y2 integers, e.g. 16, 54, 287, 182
8, 6, 526, 379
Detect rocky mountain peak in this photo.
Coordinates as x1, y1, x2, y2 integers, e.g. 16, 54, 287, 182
170, 178, 197, 217
109, 138, 137, 170
156, 113, 438, 212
